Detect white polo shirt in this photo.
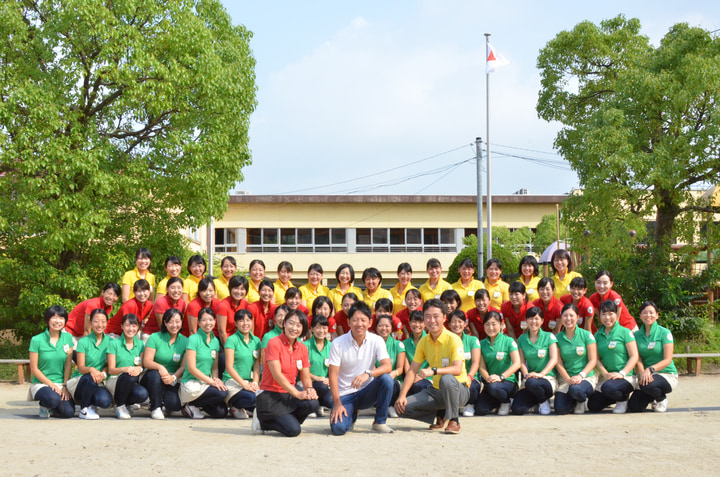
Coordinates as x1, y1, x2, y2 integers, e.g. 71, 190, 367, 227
329, 331, 389, 397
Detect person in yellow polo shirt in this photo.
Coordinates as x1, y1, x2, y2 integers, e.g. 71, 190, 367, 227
452, 258, 484, 312
122, 248, 156, 303
394, 299, 469, 434
418, 258, 453, 303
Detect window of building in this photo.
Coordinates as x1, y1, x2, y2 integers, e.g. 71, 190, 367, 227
246, 228, 348, 253
357, 228, 456, 253
214, 228, 238, 253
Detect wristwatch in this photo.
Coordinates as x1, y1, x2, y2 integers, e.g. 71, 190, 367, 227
432, 367, 438, 376
365, 369, 373, 378
648, 366, 655, 374
500, 375, 506, 381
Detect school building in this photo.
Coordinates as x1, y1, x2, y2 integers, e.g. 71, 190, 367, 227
187, 193, 569, 284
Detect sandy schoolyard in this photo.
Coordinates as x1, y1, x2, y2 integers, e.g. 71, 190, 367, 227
0, 374, 718, 476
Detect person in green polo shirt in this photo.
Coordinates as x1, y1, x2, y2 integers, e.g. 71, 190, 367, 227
554, 303, 597, 415
141, 308, 188, 419
179, 307, 228, 419
475, 311, 521, 416
307, 314, 333, 416
28, 305, 75, 418
107, 313, 148, 419
71, 308, 113, 420
447, 310, 481, 417
511, 306, 558, 415
588, 300, 639, 414
629, 301, 678, 413
375, 313, 406, 418
403, 310, 432, 396
224, 309, 261, 419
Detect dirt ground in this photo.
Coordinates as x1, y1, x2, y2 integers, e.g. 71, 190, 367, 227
0, 374, 718, 476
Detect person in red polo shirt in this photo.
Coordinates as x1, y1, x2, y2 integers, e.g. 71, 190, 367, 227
532, 278, 563, 333
65, 283, 120, 344
106, 280, 153, 339
217, 275, 249, 344
503, 282, 530, 339
248, 280, 277, 340
560, 277, 596, 333
252, 310, 319, 437
150, 277, 186, 337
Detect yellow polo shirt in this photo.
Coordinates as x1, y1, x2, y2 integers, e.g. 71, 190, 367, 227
182, 274, 202, 302
484, 278, 509, 309
452, 279, 485, 312
274, 279, 293, 305
553, 271, 582, 299
214, 275, 233, 300
122, 267, 156, 300
389, 283, 418, 315
328, 285, 364, 315
300, 283, 330, 312
414, 328, 468, 388
418, 279, 453, 303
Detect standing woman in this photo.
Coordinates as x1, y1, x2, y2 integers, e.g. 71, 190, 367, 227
155, 256, 183, 300
179, 307, 228, 418
475, 311, 520, 416
550, 249, 582, 299
217, 275, 249, 345
106, 279, 154, 340
181, 255, 207, 303
588, 300, 638, 414
390, 262, 418, 315
214, 256, 237, 300
69, 308, 113, 420
141, 308, 188, 419
65, 283, 120, 344
300, 263, 330, 311
253, 310, 319, 437
106, 314, 148, 419
554, 303, 597, 415
274, 261, 295, 305
483, 258, 509, 310
629, 301, 678, 412
122, 247, 155, 303
452, 258, 485, 313
375, 314, 406, 417
247, 259, 267, 304
328, 263, 363, 315
29, 305, 75, 418
361, 267, 392, 309
185, 278, 221, 336
248, 279, 277, 340
224, 309, 261, 419
511, 307, 558, 415
150, 276, 186, 336
590, 270, 638, 331
518, 255, 541, 302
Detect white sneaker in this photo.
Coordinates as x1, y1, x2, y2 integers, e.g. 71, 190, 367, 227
116, 405, 131, 420
231, 407, 249, 419
613, 400, 628, 414
462, 404, 475, 417
538, 400, 551, 415
182, 404, 204, 419
38, 406, 51, 419
251, 412, 264, 434
79, 406, 99, 420
573, 400, 586, 415
151, 407, 165, 420
653, 398, 668, 413
316, 406, 326, 418
387, 406, 398, 418
498, 402, 511, 416
307, 412, 317, 418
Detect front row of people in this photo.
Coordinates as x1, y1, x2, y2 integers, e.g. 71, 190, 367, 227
28, 298, 677, 435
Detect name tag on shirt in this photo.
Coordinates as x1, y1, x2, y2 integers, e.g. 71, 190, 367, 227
493, 291, 501, 298
576, 346, 585, 356
520, 321, 527, 330
63, 344, 70, 353
527, 289, 535, 296
173, 353, 181, 362
496, 351, 505, 361
441, 358, 449, 367
324, 358, 330, 367
252, 350, 259, 358
549, 321, 556, 329
648, 342, 656, 350
464, 352, 471, 360
296, 359, 303, 370
133, 356, 141, 365
537, 349, 546, 358
435, 295, 441, 299
468, 291, 475, 297
608, 341, 617, 350
211, 350, 217, 359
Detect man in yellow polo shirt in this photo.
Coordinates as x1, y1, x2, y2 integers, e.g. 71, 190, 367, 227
394, 299, 469, 434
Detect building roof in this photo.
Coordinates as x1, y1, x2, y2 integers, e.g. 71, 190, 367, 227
228, 194, 569, 205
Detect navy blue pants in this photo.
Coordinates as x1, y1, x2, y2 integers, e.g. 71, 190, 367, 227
628, 375, 672, 412
35, 386, 75, 418
188, 386, 228, 418
511, 377, 553, 415
588, 379, 634, 412
113, 373, 149, 406
75, 374, 113, 409
475, 380, 518, 415
554, 380, 593, 415
140, 370, 182, 412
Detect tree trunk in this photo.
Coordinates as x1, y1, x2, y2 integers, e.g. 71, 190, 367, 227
653, 188, 679, 270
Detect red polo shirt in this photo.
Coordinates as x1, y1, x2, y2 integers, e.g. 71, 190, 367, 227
532, 297, 563, 332
501, 301, 530, 337
217, 296, 249, 338
107, 298, 153, 335
149, 295, 186, 335
260, 333, 309, 393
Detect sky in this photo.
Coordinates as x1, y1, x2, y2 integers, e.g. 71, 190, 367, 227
222, 1, 720, 196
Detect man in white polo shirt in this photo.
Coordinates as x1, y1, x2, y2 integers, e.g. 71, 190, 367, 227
329, 301, 394, 435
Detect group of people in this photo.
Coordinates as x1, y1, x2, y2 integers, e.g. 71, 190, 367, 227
28, 248, 678, 436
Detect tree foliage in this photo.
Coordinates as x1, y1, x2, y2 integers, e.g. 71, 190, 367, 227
537, 15, 720, 269
447, 227, 532, 282
0, 0, 256, 338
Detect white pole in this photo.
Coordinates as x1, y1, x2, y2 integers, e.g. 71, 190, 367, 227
208, 217, 214, 277
485, 33, 493, 261
476, 137, 484, 270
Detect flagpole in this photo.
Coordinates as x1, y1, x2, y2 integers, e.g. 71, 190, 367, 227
485, 33, 493, 261
476, 137, 484, 271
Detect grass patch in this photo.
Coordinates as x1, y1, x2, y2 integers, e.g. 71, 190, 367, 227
0, 336, 30, 381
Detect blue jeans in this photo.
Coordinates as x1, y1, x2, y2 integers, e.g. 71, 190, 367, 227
312, 381, 334, 409
628, 374, 672, 412
468, 379, 482, 405
554, 380, 593, 414
75, 374, 113, 409
35, 386, 75, 418
588, 379, 634, 412
261, 399, 318, 437
330, 373, 394, 436
228, 389, 256, 410
475, 380, 518, 415
511, 377, 553, 415
113, 373, 149, 406
140, 370, 182, 412
188, 386, 228, 418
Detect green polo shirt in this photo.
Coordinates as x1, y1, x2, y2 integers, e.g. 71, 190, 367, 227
480, 333, 519, 383
461, 333, 481, 379
223, 331, 261, 381
108, 335, 145, 373
595, 322, 636, 375
261, 327, 282, 349
403, 332, 430, 379
182, 329, 220, 384
378, 335, 406, 369
72, 333, 111, 378
145, 332, 188, 375
518, 330, 557, 377
28, 330, 74, 384
307, 335, 331, 378
634, 323, 677, 374
557, 327, 595, 377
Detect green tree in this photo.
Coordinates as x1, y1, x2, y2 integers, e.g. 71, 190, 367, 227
533, 213, 566, 257
537, 15, 720, 269
0, 0, 256, 338
447, 227, 532, 282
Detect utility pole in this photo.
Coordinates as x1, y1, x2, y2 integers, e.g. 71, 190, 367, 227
476, 137, 484, 270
